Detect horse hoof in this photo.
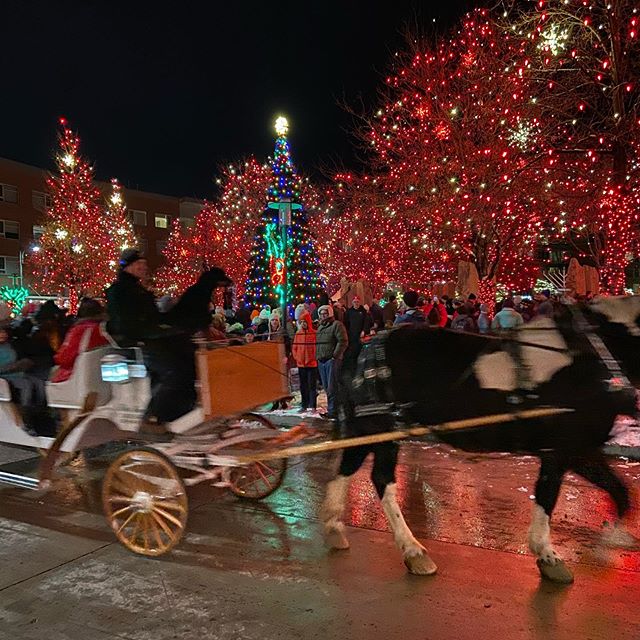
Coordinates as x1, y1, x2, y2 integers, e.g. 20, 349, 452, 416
326, 528, 350, 550
404, 552, 437, 576
536, 558, 574, 584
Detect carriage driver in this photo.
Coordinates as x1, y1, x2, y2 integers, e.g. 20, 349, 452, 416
106, 248, 231, 437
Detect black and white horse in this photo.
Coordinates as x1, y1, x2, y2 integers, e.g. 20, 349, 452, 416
321, 299, 640, 583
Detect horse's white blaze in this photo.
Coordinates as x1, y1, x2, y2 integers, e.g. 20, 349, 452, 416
474, 317, 572, 391
591, 296, 640, 336
381, 483, 425, 558
528, 504, 561, 565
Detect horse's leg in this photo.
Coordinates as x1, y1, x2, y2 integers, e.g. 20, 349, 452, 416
321, 445, 369, 550
373, 442, 437, 576
529, 452, 574, 583
570, 451, 638, 549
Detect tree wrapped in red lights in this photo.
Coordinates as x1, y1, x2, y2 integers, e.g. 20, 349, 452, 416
29, 120, 118, 312
502, 0, 640, 292
157, 158, 273, 295
313, 175, 439, 295
345, 9, 551, 303
105, 178, 137, 255
244, 118, 324, 309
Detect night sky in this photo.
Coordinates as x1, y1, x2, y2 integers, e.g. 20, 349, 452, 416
2, 1, 472, 198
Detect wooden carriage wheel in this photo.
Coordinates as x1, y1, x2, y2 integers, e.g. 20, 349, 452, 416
227, 413, 287, 500
102, 448, 188, 556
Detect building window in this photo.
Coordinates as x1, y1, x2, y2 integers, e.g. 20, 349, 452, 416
180, 217, 195, 230
138, 239, 148, 255
156, 240, 167, 255
131, 210, 147, 226
0, 184, 18, 204
32, 225, 45, 242
0, 255, 20, 275
32, 191, 52, 211
154, 214, 169, 229
0, 220, 19, 240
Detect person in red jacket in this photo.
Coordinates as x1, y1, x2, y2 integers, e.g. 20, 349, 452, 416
51, 298, 109, 383
291, 310, 318, 416
422, 296, 449, 327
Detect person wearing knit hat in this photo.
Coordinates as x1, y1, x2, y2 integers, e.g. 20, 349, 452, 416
250, 309, 260, 322
294, 303, 308, 324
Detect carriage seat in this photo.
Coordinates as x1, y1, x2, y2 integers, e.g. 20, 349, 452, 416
46, 346, 113, 409
0, 378, 12, 402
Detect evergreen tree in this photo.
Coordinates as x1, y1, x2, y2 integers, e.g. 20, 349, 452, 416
29, 119, 117, 312
105, 178, 137, 255
244, 118, 324, 309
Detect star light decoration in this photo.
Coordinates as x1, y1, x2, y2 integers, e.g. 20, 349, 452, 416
28, 118, 119, 312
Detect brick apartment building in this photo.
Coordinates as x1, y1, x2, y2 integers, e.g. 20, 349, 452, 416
0, 156, 203, 293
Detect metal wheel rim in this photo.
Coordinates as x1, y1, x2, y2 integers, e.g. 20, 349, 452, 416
102, 449, 188, 556
229, 457, 287, 499
227, 413, 286, 499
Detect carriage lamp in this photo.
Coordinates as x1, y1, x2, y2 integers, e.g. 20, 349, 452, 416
101, 354, 130, 383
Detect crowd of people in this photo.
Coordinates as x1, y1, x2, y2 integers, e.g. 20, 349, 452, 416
0, 245, 570, 436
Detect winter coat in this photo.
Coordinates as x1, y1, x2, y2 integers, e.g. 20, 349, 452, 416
0, 343, 21, 380
345, 307, 371, 344
106, 271, 166, 344
477, 312, 491, 334
52, 319, 109, 383
450, 314, 477, 333
316, 318, 348, 362
491, 308, 524, 331
369, 303, 384, 330
394, 308, 426, 326
292, 312, 317, 368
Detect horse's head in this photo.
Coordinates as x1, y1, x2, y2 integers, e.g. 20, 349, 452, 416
197, 267, 233, 291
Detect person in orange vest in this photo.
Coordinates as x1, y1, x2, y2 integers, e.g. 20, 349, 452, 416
292, 309, 319, 417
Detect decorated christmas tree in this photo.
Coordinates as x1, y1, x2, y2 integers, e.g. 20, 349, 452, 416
244, 117, 324, 310
105, 178, 137, 255
29, 119, 118, 313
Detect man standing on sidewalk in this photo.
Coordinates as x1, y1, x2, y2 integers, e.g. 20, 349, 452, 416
316, 304, 348, 420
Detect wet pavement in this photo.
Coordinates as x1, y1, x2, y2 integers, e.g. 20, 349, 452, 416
0, 440, 639, 640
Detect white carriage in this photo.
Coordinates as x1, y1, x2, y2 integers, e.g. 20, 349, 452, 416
0, 336, 294, 556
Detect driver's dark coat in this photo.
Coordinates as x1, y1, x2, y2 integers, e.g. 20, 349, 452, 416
106, 271, 168, 345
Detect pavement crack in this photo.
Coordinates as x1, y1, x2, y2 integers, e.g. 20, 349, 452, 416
0, 541, 114, 594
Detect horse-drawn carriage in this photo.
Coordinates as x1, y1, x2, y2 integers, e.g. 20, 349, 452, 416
1, 298, 636, 584
0, 335, 295, 557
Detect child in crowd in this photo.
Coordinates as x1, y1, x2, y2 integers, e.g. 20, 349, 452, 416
292, 309, 318, 417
